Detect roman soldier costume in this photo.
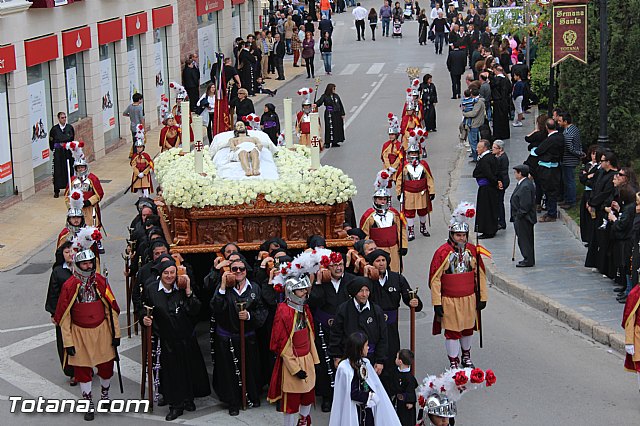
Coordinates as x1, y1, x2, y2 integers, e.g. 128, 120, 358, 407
396, 142, 435, 240
429, 202, 487, 369
57, 190, 86, 249
64, 144, 104, 230
269, 250, 328, 426
295, 89, 320, 148
360, 170, 408, 273
400, 103, 422, 151
130, 126, 154, 198
380, 114, 403, 188
622, 284, 640, 389
53, 229, 120, 421
159, 114, 182, 152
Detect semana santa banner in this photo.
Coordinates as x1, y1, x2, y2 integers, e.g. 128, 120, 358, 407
0, 91, 12, 183
552, 4, 588, 67
198, 25, 216, 85
154, 41, 166, 107
28, 80, 50, 168
66, 66, 79, 113
100, 58, 116, 132
127, 49, 141, 102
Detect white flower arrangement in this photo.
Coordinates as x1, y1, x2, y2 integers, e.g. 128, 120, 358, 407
155, 146, 357, 208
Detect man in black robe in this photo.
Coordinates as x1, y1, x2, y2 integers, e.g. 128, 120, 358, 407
329, 277, 388, 376
489, 66, 512, 140
364, 249, 422, 391
473, 139, 499, 239
140, 260, 211, 421
49, 112, 75, 198
238, 42, 258, 96
307, 253, 354, 412
210, 258, 268, 416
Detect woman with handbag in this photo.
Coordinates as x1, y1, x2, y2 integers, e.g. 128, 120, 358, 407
417, 9, 429, 45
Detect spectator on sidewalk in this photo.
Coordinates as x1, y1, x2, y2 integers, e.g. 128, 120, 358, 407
524, 114, 548, 211
320, 0, 331, 19
259, 31, 271, 79
292, 27, 302, 67
182, 58, 200, 111
536, 119, 564, 222
461, 87, 485, 162
304, 15, 315, 34
579, 145, 603, 245
319, 16, 334, 36
353, 3, 368, 41
368, 8, 378, 41
447, 42, 467, 98
511, 72, 525, 127
479, 72, 492, 122
510, 164, 536, 267
585, 150, 618, 275
557, 111, 585, 209
430, 1, 443, 20
429, 11, 449, 54
493, 140, 510, 230
49, 112, 75, 198
473, 139, 499, 239
196, 83, 216, 144
319, 31, 333, 75
273, 33, 286, 80
229, 88, 255, 125
380, 0, 393, 37
609, 180, 638, 303
419, 73, 438, 132
302, 32, 316, 79
123, 93, 145, 145
284, 15, 295, 55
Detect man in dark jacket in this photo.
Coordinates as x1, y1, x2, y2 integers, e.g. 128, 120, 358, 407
272, 33, 286, 80
557, 111, 584, 209
510, 164, 537, 267
536, 119, 565, 222
473, 139, 499, 238
446, 42, 467, 98
182, 58, 200, 111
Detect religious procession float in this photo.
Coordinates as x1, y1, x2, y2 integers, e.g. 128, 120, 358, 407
154, 122, 357, 256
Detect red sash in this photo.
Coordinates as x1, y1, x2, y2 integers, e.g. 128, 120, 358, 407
71, 301, 105, 328
404, 178, 427, 193
135, 160, 147, 173
292, 328, 310, 357
370, 224, 398, 247
388, 153, 398, 164
441, 272, 475, 298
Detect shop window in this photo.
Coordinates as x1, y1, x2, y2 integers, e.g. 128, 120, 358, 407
153, 27, 170, 122
126, 36, 144, 103
64, 52, 87, 123
0, 76, 14, 199
26, 62, 54, 183
197, 12, 220, 86
98, 43, 120, 148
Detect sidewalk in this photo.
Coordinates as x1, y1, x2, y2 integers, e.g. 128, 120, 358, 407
0, 60, 304, 271
447, 107, 626, 354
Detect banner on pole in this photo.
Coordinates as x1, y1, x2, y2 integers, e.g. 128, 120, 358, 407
552, 4, 588, 67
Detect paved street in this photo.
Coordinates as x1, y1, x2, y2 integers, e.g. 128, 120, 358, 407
0, 3, 638, 424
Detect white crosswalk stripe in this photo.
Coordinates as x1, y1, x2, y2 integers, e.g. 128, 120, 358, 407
366, 63, 385, 74
339, 63, 360, 75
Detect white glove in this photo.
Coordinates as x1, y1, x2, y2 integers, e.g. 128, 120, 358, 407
138, 173, 144, 178
626, 344, 635, 356
366, 392, 379, 408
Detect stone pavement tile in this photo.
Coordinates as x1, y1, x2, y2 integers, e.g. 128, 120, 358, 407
449, 106, 626, 351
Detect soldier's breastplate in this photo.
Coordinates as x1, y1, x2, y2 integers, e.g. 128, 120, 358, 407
407, 164, 424, 180
448, 250, 473, 274
373, 211, 394, 228
72, 178, 91, 193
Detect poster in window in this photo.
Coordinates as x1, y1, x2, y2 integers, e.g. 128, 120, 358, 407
154, 41, 166, 106
127, 49, 141, 103
0, 91, 12, 183
66, 66, 79, 114
28, 80, 50, 168
100, 58, 116, 132
198, 24, 216, 85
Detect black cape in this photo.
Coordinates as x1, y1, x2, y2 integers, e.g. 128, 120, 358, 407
49, 124, 75, 190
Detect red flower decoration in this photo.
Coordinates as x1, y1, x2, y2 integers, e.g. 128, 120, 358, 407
295, 263, 302, 269
169, 82, 175, 88
78, 141, 85, 148
69, 142, 76, 150
254, 116, 260, 122
274, 283, 284, 293
70, 192, 81, 200
241, 116, 247, 121
387, 112, 394, 119
91, 230, 102, 242
309, 88, 313, 93
417, 129, 424, 136
330, 252, 343, 264
470, 368, 485, 384
465, 209, 476, 218
320, 255, 331, 268
413, 79, 420, 86
418, 395, 426, 407
137, 124, 144, 130
485, 370, 496, 387
453, 371, 468, 386
280, 267, 288, 275
380, 171, 389, 179
409, 131, 416, 137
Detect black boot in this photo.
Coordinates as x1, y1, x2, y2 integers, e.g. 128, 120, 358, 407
448, 356, 460, 369
461, 349, 474, 368
321, 396, 332, 412
99, 385, 110, 410
408, 225, 415, 241
184, 400, 196, 412
82, 392, 95, 421
420, 222, 430, 237
166, 407, 184, 421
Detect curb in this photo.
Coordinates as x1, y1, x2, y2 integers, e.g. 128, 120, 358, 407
446, 145, 627, 356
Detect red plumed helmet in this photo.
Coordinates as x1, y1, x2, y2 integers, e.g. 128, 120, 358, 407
254, 116, 260, 122
406, 88, 411, 93
71, 192, 81, 200
78, 141, 85, 148
91, 229, 102, 242
387, 112, 394, 119
417, 129, 424, 136
380, 171, 389, 179
137, 124, 144, 130
409, 131, 416, 137
309, 88, 313, 93
169, 82, 176, 88
241, 116, 247, 121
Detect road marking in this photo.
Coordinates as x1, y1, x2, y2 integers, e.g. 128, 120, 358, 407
339, 63, 359, 75
371, 81, 377, 87
367, 63, 385, 74
344, 74, 388, 130
350, 105, 358, 113
0, 323, 54, 333
361, 92, 368, 99
421, 62, 435, 74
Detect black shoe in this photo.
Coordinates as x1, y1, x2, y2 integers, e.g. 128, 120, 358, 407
54, 192, 60, 198
273, 89, 278, 96
617, 295, 627, 304
229, 408, 240, 416
157, 396, 167, 407
252, 399, 261, 408
451, 96, 457, 99
430, 129, 437, 132
613, 286, 626, 293
321, 399, 332, 412
184, 400, 196, 412
324, 143, 331, 149
331, 143, 341, 147
516, 261, 534, 268
498, 224, 507, 230
165, 408, 183, 421
293, 64, 299, 67
84, 411, 94, 421
478, 233, 495, 239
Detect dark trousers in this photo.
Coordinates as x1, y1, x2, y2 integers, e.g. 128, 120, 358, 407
207, 113, 214, 143
355, 20, 366, 40
450, 73, 461, 97
538, 166, 561, 217
304, 56, 315, 77
435, 32, 445, 53
186, 87, 199, 111
497, 189, 506, 229
514, 218, 535, 265
275, 56, 285, 79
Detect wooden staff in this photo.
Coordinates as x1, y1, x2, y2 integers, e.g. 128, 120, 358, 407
145, 306, 154, 411
122, 245, 132, 338
140, 307, 149, 399
409, 287, 418, 374
237, 301, 247, 410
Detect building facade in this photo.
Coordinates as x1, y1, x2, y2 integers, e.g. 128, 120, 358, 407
0, 0, 263, 202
